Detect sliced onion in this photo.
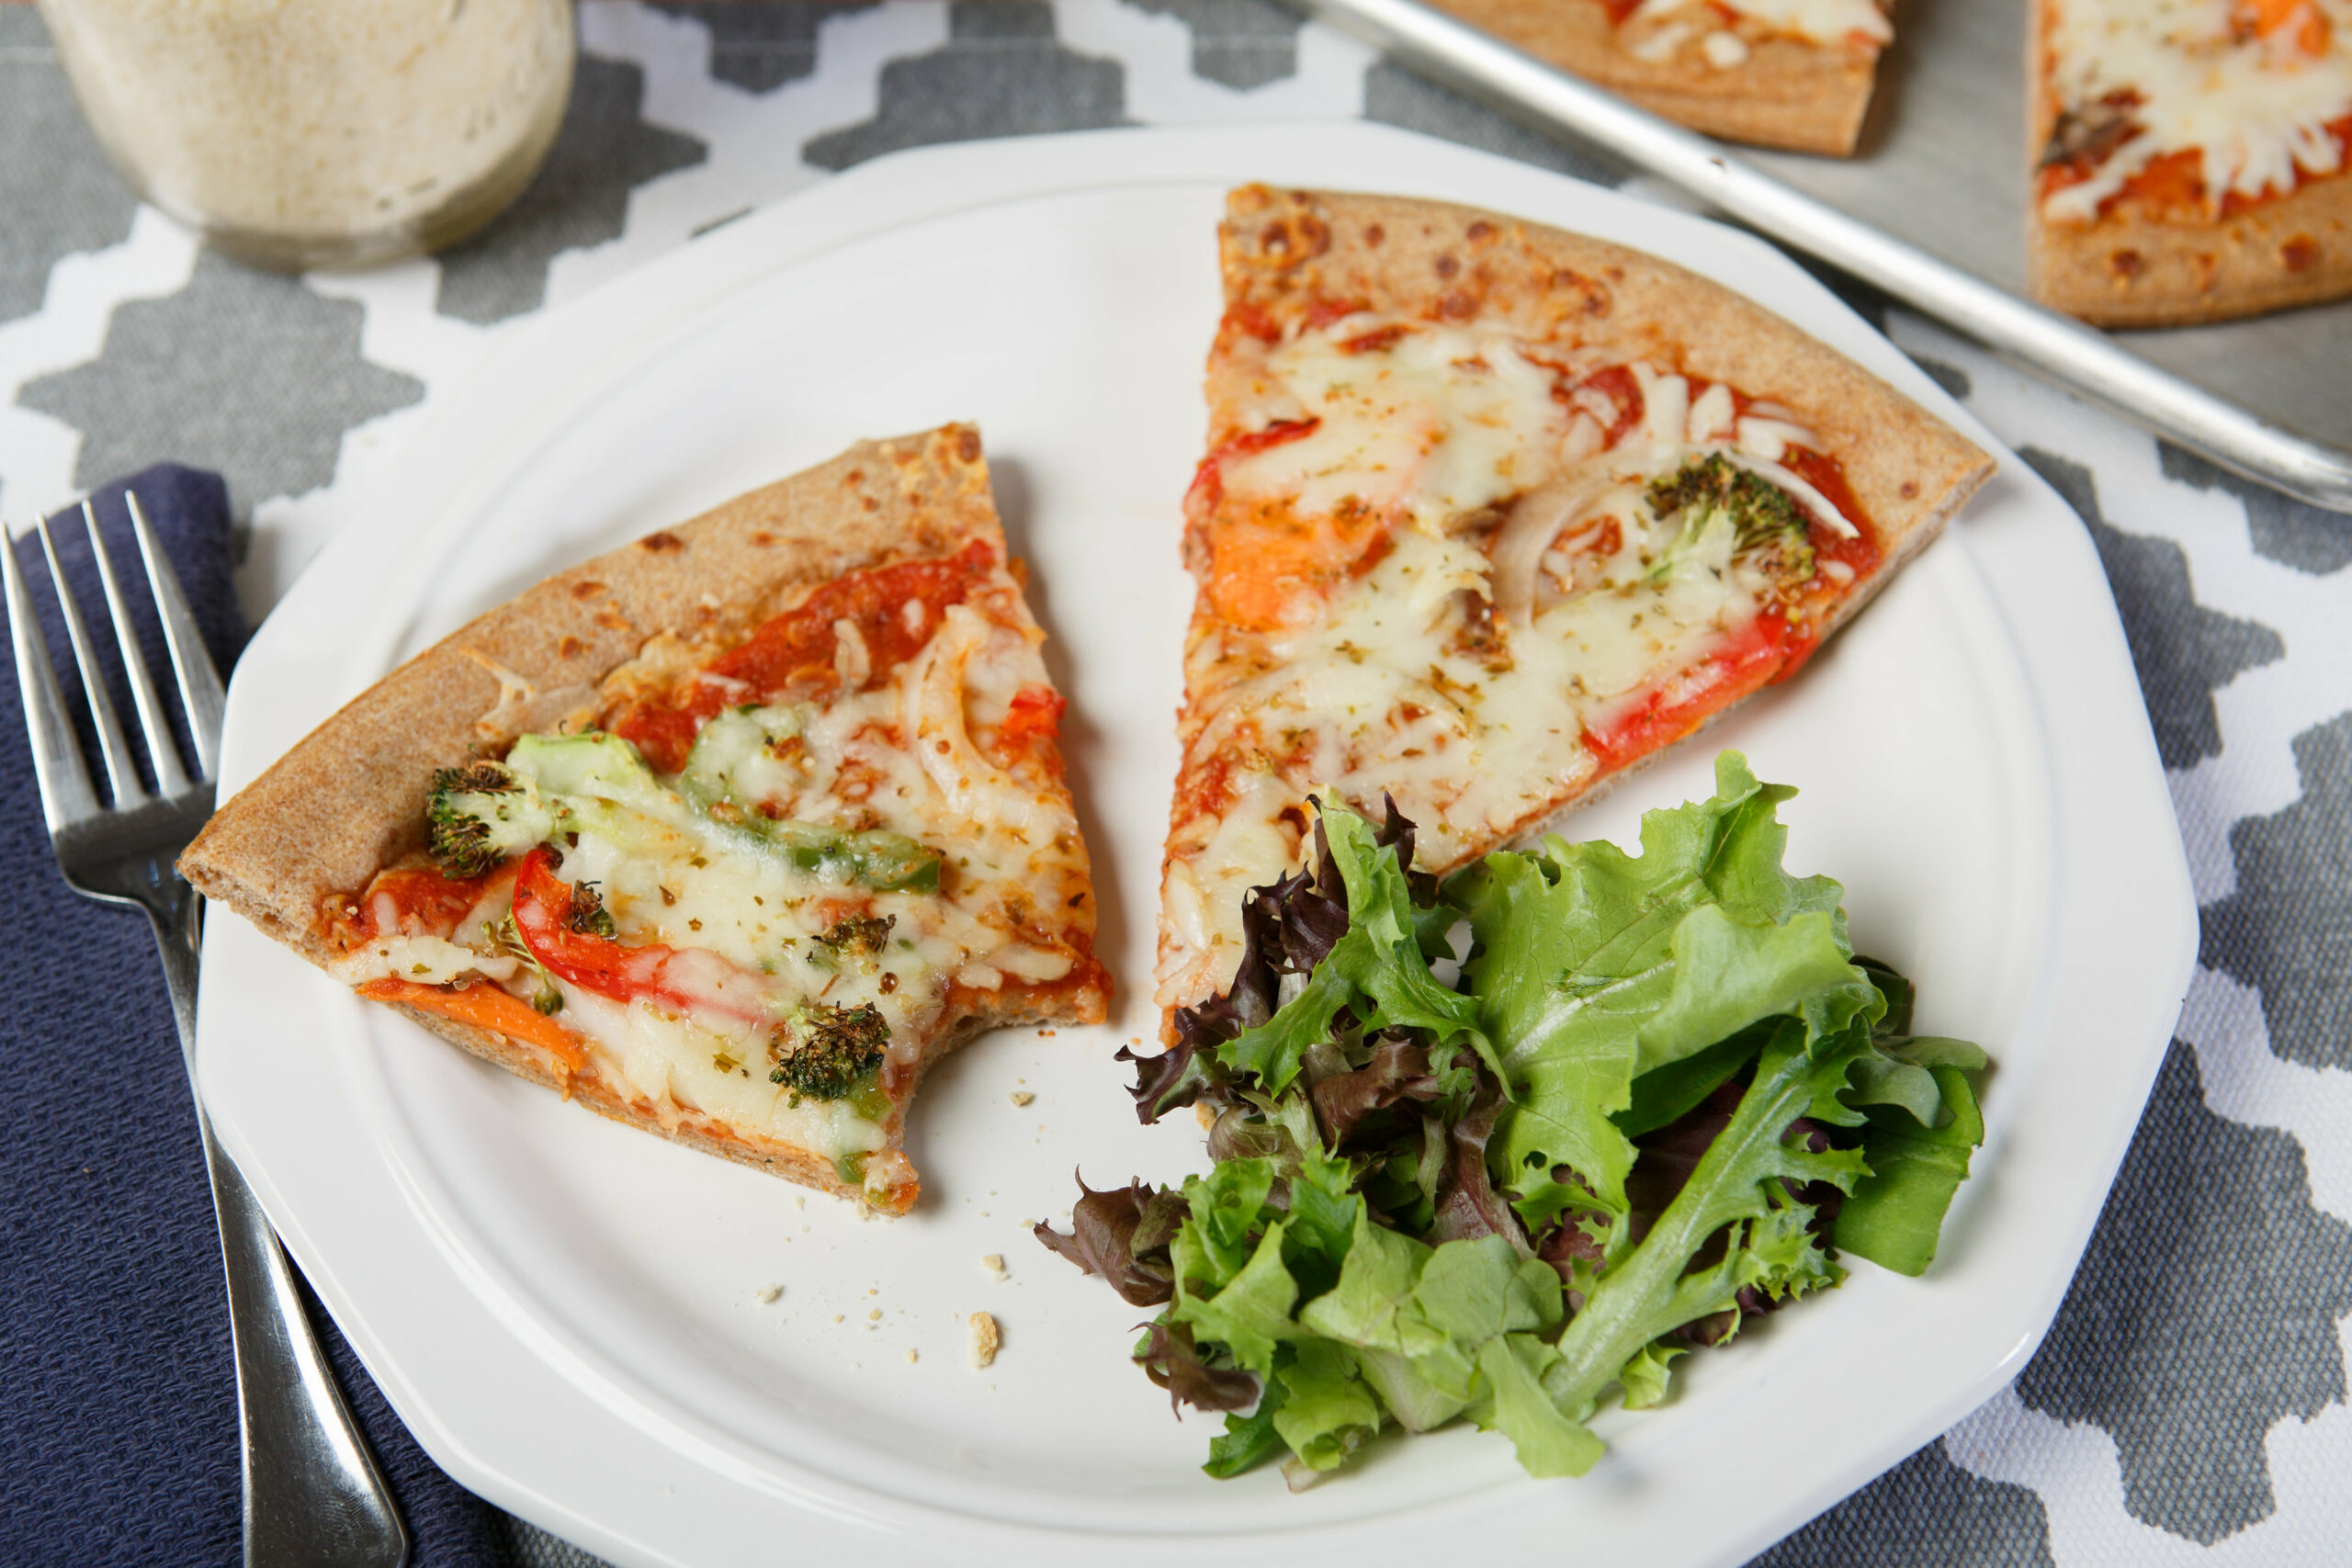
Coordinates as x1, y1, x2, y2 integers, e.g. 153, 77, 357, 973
1490, 473, 1614, 623
1686, 382, 1736, 444
1734, 414, 1817, 463
901, 604, 1052, 839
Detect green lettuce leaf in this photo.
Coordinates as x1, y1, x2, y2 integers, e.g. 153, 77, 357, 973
1835, 1063, 1985, 1276
1539, 1020, 1867, 1426
1173, 1219, 1299, 1378
1204, 1369, 1289, 1478
1042, 754, 1992, 1485
1473, 1334, 1606, 1478
1271, 1340, 1385, 1472
1462, 753, 1874, 1228
1169, 1157, 1277, 1292
1221, 805, 1491, 1097
1614, 1340, 1687, 1411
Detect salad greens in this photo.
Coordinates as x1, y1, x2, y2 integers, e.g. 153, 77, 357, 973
1036, 753, 1987, 1484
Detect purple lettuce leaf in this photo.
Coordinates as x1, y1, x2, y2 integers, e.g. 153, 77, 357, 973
1033, 1173, 1188, 1307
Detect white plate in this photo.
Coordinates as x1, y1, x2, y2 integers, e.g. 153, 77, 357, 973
196, 123, 2195, 1568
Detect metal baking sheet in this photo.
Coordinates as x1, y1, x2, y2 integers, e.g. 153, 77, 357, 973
1291, 0, 2352, 513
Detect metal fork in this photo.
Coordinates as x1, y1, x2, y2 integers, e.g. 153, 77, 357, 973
3, 493, 409, 1568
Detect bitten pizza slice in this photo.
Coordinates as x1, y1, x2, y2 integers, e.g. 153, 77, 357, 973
1427, 0, 1895, 155
2031, 0, 2352, 325
183, 426, 1108, 1213
1154, 187, 1991, 1021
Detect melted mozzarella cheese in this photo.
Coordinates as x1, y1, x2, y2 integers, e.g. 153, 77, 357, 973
1222, 323, 1574, 536
1633, 0, 1891, 47
2043, 0, 2352, 220
407, 576, 1086, 1162
333, 933, 519, 987
1161, 338, 1815, 1008
556, 982, 887, 1166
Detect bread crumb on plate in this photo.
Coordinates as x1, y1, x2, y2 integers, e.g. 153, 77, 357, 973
969, 1311, 1001, 1369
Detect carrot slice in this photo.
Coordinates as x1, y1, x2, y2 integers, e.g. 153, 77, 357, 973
356, 976, 590, 1073
2237, 0, 2329, 57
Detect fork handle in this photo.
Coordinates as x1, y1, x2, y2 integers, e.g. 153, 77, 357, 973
153, 897, 411, 1568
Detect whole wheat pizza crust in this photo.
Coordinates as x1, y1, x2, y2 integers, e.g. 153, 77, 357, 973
2029, 174, 2352, 326
1428, 0, 1884, 155
2024, 0, 2352, 327
1213, 186, 1992, 667
182, 425, 1107, 1209
1160, 188, 1992, 1028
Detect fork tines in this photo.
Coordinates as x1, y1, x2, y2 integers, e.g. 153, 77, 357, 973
3, 491, 224, 834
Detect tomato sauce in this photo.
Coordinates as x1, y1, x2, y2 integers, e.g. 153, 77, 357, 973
1777, 446, 1881, 580
1340, 323, 1411, 355
1571, 365, 1645, 446
1184, 417, 1319, 518
1221, 300, 1281, 345
332, 863, 509, 949
607, 538, 997, 773
2041, 114, 2352, 220
993, 683, 1067, 774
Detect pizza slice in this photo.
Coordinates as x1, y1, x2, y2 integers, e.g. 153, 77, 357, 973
1154, 187, 1991, 1021
2030, 0, 2352, 326
182, 425, 1109, 1213
1426, 0, 1895, 155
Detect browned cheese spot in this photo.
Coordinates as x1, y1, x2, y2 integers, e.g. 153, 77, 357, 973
2108, 248, 2146, 280
1434, 253, 1460, 279
1439, 289, 1476, 321
2282, 234, 2321, 273
558, 635, 585, 659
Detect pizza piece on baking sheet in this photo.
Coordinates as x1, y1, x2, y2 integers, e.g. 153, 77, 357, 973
1152, 186, 1991, 1023
182, 426, 1109, 1213
2030, 0, 2352, 326
1426, 0, 1895, 155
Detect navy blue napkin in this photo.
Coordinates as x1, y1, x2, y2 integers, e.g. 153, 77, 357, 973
0, 468, 502, 1566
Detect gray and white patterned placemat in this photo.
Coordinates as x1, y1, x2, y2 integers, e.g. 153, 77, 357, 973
5, 4, 2348, 1563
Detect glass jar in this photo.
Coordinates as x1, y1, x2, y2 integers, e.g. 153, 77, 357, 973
35, 0, 575, 272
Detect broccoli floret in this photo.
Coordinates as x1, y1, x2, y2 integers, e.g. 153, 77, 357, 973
818, 913, 896, 954
1645, 454, 1815, 586
768, 1001, 889, 1102
482, 914, 564, 1014
566, 880, 617, 940
426, 755, 560, 877
427, 761, 519, 877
